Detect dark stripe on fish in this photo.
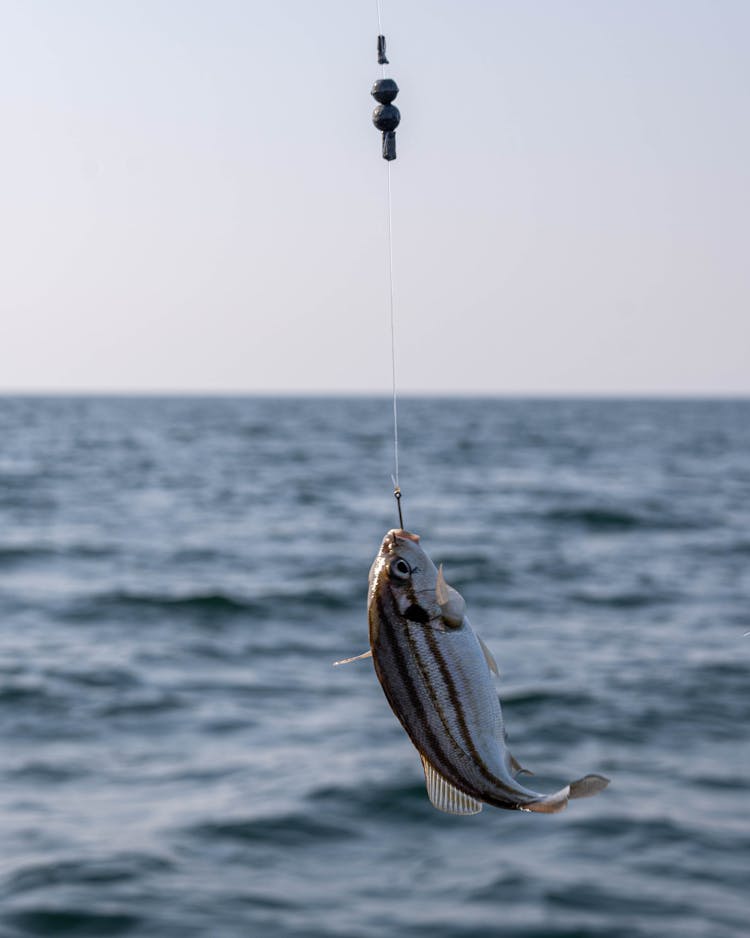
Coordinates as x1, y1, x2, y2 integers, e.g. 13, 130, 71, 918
403, 623, 464, 756
423, 626, 536, 809
371, 590, 470, 794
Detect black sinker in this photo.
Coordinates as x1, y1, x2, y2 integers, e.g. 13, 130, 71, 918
403, 604, 430, 624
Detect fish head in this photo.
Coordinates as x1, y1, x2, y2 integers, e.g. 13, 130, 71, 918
368, 529, 466, 631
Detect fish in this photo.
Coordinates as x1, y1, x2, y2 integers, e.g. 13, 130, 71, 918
338, 528, 609, 815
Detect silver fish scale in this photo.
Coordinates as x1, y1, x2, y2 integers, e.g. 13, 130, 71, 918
404, 620, 508, 779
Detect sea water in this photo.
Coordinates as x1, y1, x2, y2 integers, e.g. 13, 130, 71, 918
0, 396, 748, 937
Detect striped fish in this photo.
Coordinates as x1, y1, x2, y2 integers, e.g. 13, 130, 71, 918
359, 528, 609, 815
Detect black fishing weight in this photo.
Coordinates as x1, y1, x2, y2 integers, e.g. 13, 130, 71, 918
371, 36, 400, 161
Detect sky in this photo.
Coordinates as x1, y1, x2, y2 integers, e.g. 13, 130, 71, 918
1, 0, 748, 394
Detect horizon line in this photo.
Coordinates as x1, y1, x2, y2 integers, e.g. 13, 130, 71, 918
1, 389, 749, 400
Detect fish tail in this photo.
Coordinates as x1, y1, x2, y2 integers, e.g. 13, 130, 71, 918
522, 774, 610, 814
569, 773, 610, 799
521, 786, 570, 814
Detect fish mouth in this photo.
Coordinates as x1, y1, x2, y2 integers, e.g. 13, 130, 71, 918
382, 528, 421, 555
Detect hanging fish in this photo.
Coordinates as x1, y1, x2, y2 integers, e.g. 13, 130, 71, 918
337, 529, 609, 815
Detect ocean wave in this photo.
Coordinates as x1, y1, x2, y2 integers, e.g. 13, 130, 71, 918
96, 693, 187, 718
0, 545, 55, 565
544, 880, 687, 918
687, 772, 747, 792
468, 870, 529, 903
4, 908, 141, 936
0, 542, 119, 562
94, 590, 260, 613
307, 778, 440, 821
4, 854, 173, 896
185, 812, 354, 848
564, 813, 750, 856
568, 589, 675, 608
65, 587, 360, 621
50, 667, 142, 690
400, 922, 633, 938
543, 506, 704, 531
501, 688, 597, 709
0, 685, 67, 709
6, 762, 89, 784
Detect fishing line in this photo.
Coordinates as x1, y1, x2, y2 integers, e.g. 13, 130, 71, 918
373, 0, 404, 530
386, 158, 403, 528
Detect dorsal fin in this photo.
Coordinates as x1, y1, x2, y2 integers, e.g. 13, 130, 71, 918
420, 755, 483, 815
477, 634, 500, 677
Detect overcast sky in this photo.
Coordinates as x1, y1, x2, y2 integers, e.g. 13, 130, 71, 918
1, 1, 748, 394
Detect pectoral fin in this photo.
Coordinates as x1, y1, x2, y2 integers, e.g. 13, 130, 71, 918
332, 650, 372, 667
420, 755, 483, 815
436, 564, 466, 628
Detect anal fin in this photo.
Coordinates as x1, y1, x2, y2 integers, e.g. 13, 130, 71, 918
420, 755, 483, 816
509, 752, 534, 777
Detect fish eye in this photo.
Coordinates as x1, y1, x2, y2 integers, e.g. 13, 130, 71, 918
389, 557, 412, 580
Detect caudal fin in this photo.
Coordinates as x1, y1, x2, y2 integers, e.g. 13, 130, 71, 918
523, 773, 610, 814
569, 773, 610, 799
